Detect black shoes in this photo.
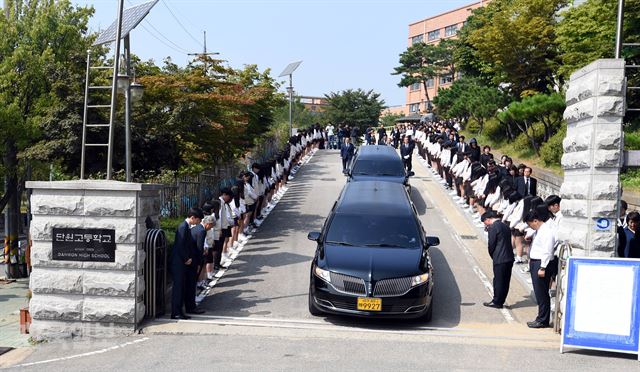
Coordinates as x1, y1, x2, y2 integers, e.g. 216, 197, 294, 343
527, 321, 550, 328
171, 314, 191, 320
483, 301, 503, 309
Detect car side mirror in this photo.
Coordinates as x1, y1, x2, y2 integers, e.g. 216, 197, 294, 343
307, 232, 321, 242
425, 236, 440, 247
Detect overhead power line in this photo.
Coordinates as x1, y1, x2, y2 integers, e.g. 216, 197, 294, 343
123, 0, 190, 54
161, 0, 204, 49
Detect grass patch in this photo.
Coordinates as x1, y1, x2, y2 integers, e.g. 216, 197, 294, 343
622, 169, 640, 193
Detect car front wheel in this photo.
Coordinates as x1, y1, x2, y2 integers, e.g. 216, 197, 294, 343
308, 292, 322, 316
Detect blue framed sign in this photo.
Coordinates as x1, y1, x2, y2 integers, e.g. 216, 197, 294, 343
561, 257, 640, 360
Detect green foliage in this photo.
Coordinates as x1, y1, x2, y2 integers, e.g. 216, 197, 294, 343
467, 0, 567, 97
483, 117, 507, 143
433, 78, 506, 132
499, 93, 566, 155
556, 0, 616, 79
380, 112, 404, 128
622, 169, 640, 192
323, 89, 385, 131
625, 130, 640, 151
540, 123, 566, 166
392, 40, 456, 105
159, 217, 182, 248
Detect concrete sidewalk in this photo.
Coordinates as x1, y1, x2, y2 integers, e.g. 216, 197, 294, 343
0, 264, 32, 349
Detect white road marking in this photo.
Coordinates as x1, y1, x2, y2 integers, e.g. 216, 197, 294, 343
416, 158, 516, 324
148, 316, 546, 343
11, 337, 149, 368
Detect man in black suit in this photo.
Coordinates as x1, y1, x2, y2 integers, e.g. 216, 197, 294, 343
187, 215, 215, 313
515, 166, 537, 197
482, 210, 514, 309
340, 137, 355, 174
400, 135, 415, 172
171, 207, 204, 319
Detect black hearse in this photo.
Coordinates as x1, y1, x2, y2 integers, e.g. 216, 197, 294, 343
307, 181, 439, 320
348, 145, 414, 194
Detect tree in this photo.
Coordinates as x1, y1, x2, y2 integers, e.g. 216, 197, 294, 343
557, 0, 640, 80
0, 0, 94, 274
392, 41, 452, 111
434, 78, 506, 133
453, 6, 498, 84
380, 112, 404, 128
323, 89, 385, 131
498, 93, 566, 155
467, 0, 568, 97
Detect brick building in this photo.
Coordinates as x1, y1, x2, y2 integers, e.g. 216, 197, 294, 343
404, 1, 488, 115
299, 96, 329, 113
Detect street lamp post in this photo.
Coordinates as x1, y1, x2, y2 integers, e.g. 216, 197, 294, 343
615, 0, 625, 59
279, 61, 303, 137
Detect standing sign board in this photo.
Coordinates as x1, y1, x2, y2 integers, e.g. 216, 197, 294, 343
52, 227, 116, 262
561, 257, 640, 360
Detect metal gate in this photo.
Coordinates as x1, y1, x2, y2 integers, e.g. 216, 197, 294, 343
144, 228, 167, 319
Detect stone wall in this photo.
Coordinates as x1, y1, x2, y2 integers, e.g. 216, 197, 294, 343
26, 180, 161, 340
558, 59, 625, 257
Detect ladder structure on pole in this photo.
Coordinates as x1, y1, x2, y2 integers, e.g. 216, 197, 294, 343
80, 0, 158, 180
80, 50, 118, 180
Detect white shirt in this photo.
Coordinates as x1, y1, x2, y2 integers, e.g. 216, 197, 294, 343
326, 125, 335, 136
529, 222, 556, 268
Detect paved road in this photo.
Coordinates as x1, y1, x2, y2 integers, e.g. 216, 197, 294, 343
3, 149, 638, 371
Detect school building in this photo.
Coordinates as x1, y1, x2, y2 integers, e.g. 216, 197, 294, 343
403, 1, 488, 115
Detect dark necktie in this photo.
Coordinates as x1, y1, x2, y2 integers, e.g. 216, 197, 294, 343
525, 178, 530, 195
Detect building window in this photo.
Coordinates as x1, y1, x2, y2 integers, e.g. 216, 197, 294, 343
426, 78, 434, 88
409, 103, 420, 113
410, 82, 421, 91
427, 30, 440, 41
444, 24, 458, 37
439, 74, 453, 85
411, 34, 424, 45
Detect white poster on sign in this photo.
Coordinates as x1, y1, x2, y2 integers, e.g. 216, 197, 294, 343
574, 264, 635, 336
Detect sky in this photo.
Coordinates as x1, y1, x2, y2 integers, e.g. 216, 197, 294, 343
74, 0, 480, 107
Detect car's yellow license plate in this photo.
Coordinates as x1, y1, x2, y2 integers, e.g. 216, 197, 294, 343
357, 297, 382, 311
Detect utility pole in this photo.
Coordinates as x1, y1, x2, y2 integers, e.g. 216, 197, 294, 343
188, 31, 219, 74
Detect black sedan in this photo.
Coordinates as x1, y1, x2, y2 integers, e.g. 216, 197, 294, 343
308, 181, 438, 320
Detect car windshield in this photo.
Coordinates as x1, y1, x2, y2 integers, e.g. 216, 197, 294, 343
325, 214, 421, 249
351, 159, 404, 177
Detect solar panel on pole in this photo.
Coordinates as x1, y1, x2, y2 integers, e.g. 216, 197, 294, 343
278, 61, 302, 77
94, 0, 159, 46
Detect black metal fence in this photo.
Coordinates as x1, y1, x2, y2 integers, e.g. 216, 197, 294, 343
144, 228, 167, 319
159, 164, 244, 218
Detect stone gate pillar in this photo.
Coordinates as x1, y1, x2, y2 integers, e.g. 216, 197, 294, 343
26, 180, 161, 340
559, 59, 626, 257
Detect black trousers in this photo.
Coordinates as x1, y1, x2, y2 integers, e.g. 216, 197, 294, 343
529, 258, 558, 324
171, 262, 186, 316
403, 158, 412, 172
492, 262, 513, 306
212, 237, 225, 269
184, 264, 198, 312
444, 166, 452, 187
256, 195, 264, 217
342, 158, 348, 172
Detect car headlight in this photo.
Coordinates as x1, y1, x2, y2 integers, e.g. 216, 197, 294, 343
411, 273, 429, 287
314, 266, 331, 283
